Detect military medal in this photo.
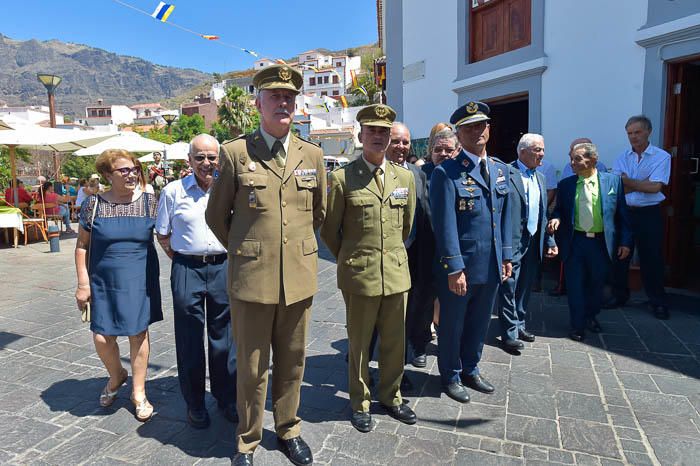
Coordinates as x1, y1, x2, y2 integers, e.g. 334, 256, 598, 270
248, 190, 257, 208
467, 200, 475, 211
459, 199, 467, 211
248, 162, 257, 172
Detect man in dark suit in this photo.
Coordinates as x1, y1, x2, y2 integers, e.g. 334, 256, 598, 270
498, 133, 556, 352
548, 143, 632, 342
430, 101, 512, 403
385, 122, 434, 374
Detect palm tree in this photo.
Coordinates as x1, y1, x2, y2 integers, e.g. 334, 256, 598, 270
218, 85, 256, 137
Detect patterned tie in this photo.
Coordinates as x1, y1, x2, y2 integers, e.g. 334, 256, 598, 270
579, 179, 595, 232
272, 140, 286, 168
480, 158, 490, 186
374, 167, 384, 196
526, 172, 539, 236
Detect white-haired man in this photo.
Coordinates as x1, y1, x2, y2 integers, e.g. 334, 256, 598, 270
156, 133, 237, 429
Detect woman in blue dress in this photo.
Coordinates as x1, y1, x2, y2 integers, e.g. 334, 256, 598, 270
75, 149, 162, 422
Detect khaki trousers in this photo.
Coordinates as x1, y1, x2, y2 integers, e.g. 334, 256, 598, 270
231, 297, 312, 454
342, 291, 407, 412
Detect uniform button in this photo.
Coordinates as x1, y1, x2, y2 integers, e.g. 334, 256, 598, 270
348, 258, 354, 264
283, 220, 288, 226
381, 217, 386, 223
492, 207, 496, 212
249, 180, 254, 186
383, 233, 388, 239
282, 201, 287, 207
236, 249, 241, 255
383, 249, 388, 255
443, 264, 448, 269
283, 237, 288, 244
282, 184, 286, 190
493, 222, 497, 228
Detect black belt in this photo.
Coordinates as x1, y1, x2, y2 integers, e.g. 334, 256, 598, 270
174, 252, 227, 264
573, 230, 604, 239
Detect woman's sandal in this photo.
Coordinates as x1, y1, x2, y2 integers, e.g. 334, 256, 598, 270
130, 394, 154, 422
99, 368, 128, 407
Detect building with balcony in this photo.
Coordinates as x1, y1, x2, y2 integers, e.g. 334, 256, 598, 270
85, 99, 135, 126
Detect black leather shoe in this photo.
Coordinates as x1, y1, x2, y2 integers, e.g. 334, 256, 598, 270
411, 353, 427, 368
400, 374, 414, 392
382, 403, 417, 424
652, 305, 670, 320
351, 411, 372, 433
218, 402, 239, 423
444, 382, 470, 403
187, 407, 210, 429
502, 338, 524, 351
231, 452, 253, 466
462, 374, 495, 394
518, 329, 536, 342
569, 330, 585, 342
277, 436, 312, 466
586, 317, 603, 333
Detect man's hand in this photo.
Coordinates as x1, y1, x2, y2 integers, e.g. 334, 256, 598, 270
448, 270, 468, 296
545, 246, 559, 258
617, 246, 631, 260
547, 218, 560, 234
501, 261, 512, 281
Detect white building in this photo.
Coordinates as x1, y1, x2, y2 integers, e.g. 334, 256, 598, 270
298, 50, 361, 98
85, 99, 135, 126
381, 0, 700, 290
0, 105, 65, 126
253, 58, 277, 70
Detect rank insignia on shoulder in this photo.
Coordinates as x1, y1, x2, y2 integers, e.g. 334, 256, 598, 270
294, 168, 317, 176
391, 187, 409, 199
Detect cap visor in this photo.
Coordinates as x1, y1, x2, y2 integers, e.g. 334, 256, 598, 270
361, 120, 393, 128
258, 82, 300, 93
456, 114, 490, 127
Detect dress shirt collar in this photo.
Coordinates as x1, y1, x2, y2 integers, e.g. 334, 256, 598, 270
181, 174, 204, 193
516, 159, 536, 176
577, 169, 598, 184
259, 125, 291, 155
464, 149, 487, 167
627, 142, 653, 159
362, 154, 386, 173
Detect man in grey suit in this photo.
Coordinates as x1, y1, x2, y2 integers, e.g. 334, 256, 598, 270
498, 134, 557, 352
386, 122, 434, 377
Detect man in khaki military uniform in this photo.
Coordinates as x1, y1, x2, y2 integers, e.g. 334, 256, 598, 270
206, 65, 326, 466
321, 104, 417, 433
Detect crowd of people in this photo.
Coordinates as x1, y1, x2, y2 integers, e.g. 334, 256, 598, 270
71, 64, 672, 466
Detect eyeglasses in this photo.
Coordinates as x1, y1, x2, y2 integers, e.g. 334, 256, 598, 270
193, 153, 218, 162
112, 167, 140, 177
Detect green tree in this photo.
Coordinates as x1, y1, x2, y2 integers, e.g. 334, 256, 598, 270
218, 85, 259, 137
210, 121, 231, 143
61, 155, 97, 180
349, 73, 380, 106
0, 147, 31, 189
172, 114, 206, 142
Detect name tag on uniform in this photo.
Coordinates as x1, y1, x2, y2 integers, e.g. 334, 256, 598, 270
294, 168, 317, 176
391, 187, 409, 199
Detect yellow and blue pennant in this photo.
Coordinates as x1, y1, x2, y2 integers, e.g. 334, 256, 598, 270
151, 2, 175, 22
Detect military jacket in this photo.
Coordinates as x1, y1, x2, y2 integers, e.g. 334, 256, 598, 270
429, 151, 512, 285
321, 159, 416, 297
206, 129, 326, 305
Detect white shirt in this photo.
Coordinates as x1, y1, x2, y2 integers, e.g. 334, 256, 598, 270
155, 174, 226, 255
612, 143, 670, 207
536, 159, 558, 190
75, 187, 89, 207
259, 126, 291, 157
362, 155, 386, 185
517, 159, 541, 233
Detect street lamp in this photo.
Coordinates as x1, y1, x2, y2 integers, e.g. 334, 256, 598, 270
37, 73, 63, 180
162, 113, 177, 136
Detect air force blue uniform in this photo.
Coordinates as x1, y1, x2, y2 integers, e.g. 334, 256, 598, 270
430, 151, 512, 385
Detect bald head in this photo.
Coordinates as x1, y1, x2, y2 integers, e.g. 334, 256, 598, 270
190, 133, 220, 155
189, 133, 220, 188
387, 122, 412, 165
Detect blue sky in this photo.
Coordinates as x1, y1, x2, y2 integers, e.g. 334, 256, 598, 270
2, 0, 379, 73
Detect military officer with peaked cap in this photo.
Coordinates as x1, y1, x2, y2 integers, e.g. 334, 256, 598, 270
206, 64, 326, 466
321, 104, 417, 433
429, 100, 512, 404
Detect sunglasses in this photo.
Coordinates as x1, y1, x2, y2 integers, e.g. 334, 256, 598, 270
193, 154, 218, 162
112, 167, 140, 177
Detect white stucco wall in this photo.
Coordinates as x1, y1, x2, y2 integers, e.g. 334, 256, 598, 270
540, 0, 648, 171
400, 0, 459, 139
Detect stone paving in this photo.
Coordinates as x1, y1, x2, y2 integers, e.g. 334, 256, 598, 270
1, 231, 700, 465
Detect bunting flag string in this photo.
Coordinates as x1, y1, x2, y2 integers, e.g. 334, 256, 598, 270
110, 0, 259, 57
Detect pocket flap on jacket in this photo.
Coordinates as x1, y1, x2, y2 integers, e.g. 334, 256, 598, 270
389, 196, 407, 206
345, 255, 368, 268
234, 240, 261, 258
295, 175, 318, 190
238, 173, 268, 188
302, 236, 318, 255
347, 196, 373, 206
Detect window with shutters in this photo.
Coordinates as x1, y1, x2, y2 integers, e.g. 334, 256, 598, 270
332, 75, 339, 84
470, 0, 531, 63
310, 77, 316, 86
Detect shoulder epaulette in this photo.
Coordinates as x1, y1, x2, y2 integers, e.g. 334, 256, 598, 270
294, 134, 321, 148
489, 156, 507, 165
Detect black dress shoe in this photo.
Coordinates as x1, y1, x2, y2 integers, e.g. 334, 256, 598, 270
411, 353, 427, 368
462, 374, 495, 394
586, 317, 603, 333
400, 374, 414, 392
381, 403, 417, 425
218, 402, 239, 423
652, 305, 670, 320
501, 338, 524, 351
351, 411, 372, 433
231, 452, 253, 466
187, 407, 210, 429
277, 436, 313, 466
569, 330, 585, 342
518, 329, 536, 342
444, 382, 470, 403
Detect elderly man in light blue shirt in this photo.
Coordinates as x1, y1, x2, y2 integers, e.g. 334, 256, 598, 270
156, 133, 237, 428
608, 115, 671, 319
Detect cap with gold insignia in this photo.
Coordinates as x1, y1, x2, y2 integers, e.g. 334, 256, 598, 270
356, 104, 396, 128
253, 64, 303, 93
450, 101, 490, 127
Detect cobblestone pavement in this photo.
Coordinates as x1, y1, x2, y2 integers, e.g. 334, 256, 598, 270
1, 231, 700, 465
